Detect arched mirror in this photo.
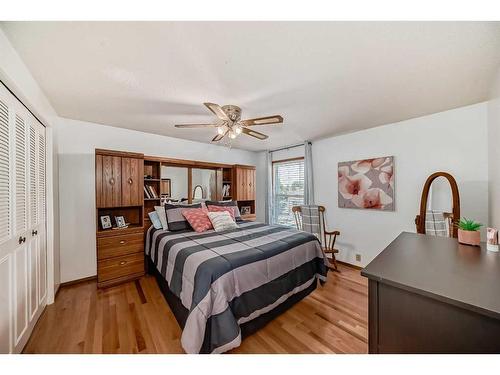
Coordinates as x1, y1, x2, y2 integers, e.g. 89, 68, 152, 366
415, 172, 460, 238
192, 185, 204, 200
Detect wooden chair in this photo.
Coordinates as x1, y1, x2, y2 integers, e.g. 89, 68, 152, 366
292, 205, 340, 272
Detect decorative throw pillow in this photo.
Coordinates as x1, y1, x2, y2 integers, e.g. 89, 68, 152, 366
148, 211, 163, 230
165, 203, 202, 231
154, 205, 169, 230
206, 200, 242, 221
207, 211, 239, 232
207, 205, 236, 221
181, 208, 213, 233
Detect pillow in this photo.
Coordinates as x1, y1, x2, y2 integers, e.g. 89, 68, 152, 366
165, 203, 202, 231
206, 200, 242, 221
207, 205, 235, 221
148, 211, 163, 230
181, 208, 213, 233
207, 211, 239, 232
154, 205, 169, 230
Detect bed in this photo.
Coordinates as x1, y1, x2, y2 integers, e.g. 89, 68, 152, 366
145, 220, 328, 353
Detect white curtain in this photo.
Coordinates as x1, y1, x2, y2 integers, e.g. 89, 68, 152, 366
266, 151, 274, 224
304, 141, 314, 205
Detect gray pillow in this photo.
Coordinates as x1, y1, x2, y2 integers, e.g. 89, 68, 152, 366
206, 200, 242, 221
165, 203, 202, 231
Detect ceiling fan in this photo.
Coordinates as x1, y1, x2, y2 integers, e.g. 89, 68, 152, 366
174, 103, 283, 142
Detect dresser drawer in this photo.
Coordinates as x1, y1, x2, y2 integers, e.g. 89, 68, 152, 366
97, 253, 144, 283
97, 232, 143, 260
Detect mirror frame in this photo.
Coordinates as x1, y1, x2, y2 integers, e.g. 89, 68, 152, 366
415, 172, 460, 238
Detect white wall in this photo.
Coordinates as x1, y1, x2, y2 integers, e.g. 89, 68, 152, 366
0, 28, 61, 301
313, 102, 489, 267
57, 118, 265, 283
489, 66, 500, 229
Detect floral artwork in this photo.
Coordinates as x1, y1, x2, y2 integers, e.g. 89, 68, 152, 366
338, 156, 394, 211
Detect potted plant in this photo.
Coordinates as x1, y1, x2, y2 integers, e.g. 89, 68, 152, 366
457, 218, 482, 246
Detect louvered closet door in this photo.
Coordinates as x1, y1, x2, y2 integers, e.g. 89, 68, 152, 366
0, 83, 47, 353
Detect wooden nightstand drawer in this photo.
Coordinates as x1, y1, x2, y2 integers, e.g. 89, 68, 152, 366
97, 253, 144, 283
97, 232, 143, 260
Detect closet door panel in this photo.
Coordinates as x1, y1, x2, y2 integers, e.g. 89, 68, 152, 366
14, 245, 28, 344
0, 97, 11, 251
29, 125, 38, 228
0, 255, 12, 353
28, 236, 38, 320
38, 228, 46, 303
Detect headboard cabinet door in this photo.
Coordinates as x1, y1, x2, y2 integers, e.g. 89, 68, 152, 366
121, 157, 143, 206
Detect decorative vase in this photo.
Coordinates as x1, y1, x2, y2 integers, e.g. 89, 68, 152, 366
458, 229, 481, 246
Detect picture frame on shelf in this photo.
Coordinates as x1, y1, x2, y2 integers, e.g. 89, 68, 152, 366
241, 206, 251, 215
100, 215, 112, 230
115, 216, 127, 228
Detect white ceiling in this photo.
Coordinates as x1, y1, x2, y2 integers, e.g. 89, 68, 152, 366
2, 22, 500, 151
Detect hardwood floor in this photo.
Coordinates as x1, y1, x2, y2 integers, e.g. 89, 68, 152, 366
23, 264, 368, 354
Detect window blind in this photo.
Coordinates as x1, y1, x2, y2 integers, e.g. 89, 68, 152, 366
272, 158, 304, 226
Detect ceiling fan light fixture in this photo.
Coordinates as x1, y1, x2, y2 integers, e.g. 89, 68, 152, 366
234, 124, 242, 135
217, 124, 227, 135
229, 130, 237, 139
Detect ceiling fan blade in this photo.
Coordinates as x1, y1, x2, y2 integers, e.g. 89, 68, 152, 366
241, 127, 268, 140
211, 128, 229, 142
240, 115, 283, 126
204, 102, 229, 121
174, 123, 219, 128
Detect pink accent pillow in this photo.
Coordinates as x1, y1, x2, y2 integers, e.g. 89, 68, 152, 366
207, 205, 236, 221
181, 208, 213, 233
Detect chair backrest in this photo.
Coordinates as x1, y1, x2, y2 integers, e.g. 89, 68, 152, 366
292, 205, 327, 247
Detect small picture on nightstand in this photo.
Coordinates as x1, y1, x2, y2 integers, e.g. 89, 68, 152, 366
241, 206, 251, 215
100, 215, 112, 230
115, 216, 127, 228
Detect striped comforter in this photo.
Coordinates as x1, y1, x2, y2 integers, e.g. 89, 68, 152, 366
145, 221, 328, 354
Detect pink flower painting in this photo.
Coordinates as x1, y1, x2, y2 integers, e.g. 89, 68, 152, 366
338, 156, 394, 211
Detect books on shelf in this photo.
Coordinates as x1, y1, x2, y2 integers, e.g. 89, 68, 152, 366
144, 184, 158, 199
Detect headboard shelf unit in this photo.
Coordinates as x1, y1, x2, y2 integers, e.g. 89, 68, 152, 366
142, 156, 257, 231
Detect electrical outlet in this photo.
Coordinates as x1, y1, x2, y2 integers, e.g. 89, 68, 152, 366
355, 254, 361, 262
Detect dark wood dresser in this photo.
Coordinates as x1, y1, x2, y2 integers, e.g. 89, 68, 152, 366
361, 232, 500, 354
95, 149, 145, 288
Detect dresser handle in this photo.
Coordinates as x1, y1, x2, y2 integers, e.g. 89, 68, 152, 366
109, 177, 115, 185
119, 240, 126, 244
119, 261, 127, 266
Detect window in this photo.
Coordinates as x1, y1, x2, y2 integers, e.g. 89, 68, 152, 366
272, 158, 304, 226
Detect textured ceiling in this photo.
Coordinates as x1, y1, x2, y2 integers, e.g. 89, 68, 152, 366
2, 21, 500, 151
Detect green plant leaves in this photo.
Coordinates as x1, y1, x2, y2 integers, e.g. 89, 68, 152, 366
456, 217, 482, 231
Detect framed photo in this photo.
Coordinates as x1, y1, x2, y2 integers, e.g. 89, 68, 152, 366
115, 216, 127, 228
100, 215, 112, 230
241, 206, 251, 215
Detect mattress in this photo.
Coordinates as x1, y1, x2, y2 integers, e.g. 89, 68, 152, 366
145, 221, 328, 353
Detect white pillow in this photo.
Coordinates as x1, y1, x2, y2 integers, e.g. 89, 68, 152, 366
154, 205, 169, 230
207, 211, 238, 232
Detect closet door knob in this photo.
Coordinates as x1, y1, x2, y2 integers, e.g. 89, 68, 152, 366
23, 237, 26, 243
18, 236, 24, 244
32, 230, 38, 236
